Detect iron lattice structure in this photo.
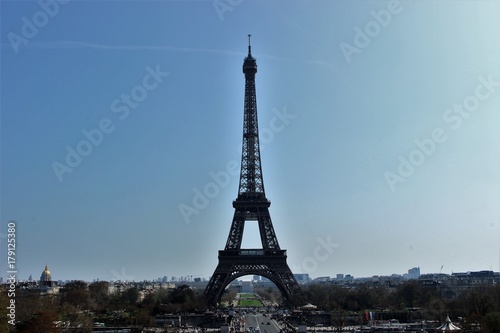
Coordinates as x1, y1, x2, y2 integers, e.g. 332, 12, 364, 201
204, 36, 300, 307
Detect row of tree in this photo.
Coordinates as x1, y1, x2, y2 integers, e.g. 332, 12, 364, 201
289, 282, 500, 333
1, 281, 500, 332
0, 281, 204, 332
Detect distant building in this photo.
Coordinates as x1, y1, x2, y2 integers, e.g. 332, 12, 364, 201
449, 270, 497, 287
336, 274, 344, 280
294, 274, 311, 283
40, 264, 53, 288
313, 276, 330, 282
241, 281, 253, 293
39, 264, 58, 294
406, 267, 421, 280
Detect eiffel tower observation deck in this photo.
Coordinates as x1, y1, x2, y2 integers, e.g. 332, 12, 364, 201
204, 36, 300, 307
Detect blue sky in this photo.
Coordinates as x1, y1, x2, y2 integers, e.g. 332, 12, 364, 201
1, 0, 499, 282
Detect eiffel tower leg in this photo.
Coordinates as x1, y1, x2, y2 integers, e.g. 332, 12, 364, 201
204, 271, 228, 307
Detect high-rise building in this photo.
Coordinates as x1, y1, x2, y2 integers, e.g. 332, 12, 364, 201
241, 281, 254, 293
407, 267, 421, 280
294, 274, 311, 283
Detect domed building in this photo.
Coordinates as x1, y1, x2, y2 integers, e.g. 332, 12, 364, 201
40, 264, 53, 288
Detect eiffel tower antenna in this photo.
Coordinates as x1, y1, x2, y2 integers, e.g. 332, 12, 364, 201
248, 34, 251, 55
204, 36, 300, 307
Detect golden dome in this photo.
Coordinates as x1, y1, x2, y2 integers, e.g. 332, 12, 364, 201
40, 264, 52, 282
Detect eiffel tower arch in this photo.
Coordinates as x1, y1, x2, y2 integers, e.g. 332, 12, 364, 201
204, 36, 300, 307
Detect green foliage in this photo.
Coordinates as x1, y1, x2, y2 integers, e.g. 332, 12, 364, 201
13, 280, 500, 330
123, 287, 140, 305
238, 294, 263, 307
0, 290, 10, 333
220, 289, 237, 305
169, 284, 195, 304
16, 311, 61, 333
255, 287, 281, 304
8, 282, 202, 330
483, 312, 500, 333
300, 284, 390, 311
392, 281, 434, 308
297, 281, 500, 329
60, 280, 90, 309
134, 308, 155, 326
89, 281, 110, 309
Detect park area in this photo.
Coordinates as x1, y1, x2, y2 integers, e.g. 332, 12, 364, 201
237, 293, 264, 307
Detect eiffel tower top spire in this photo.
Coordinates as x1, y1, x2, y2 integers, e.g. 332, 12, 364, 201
237, 34, 265, 200
243, 34, 257, 75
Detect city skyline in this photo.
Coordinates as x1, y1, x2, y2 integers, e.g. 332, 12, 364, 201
7, 263, 488, 284
1, 1, 499, 283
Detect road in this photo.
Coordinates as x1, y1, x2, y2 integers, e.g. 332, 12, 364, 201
244, 313, 281, 333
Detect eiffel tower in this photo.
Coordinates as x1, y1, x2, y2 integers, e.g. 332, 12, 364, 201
204, 36, 300, 307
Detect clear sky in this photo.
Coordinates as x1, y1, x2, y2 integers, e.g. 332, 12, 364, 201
1, 0, 499, 282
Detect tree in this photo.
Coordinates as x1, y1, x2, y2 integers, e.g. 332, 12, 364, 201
461, 287, 494, 317
483, 312, 500, 333
17, 311, 61, 333
124, 286, 140, 305
89, 281, 110, 310
0, 290, 10, 333
220, 289, 237, 306
394, 281, 431, 308
60, 281, 90, 309
142, 292, 158, 307
134, 308, 155, 326
169, 285, 195, 304
305, 284, 330, 309
15, 289, 42, 324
